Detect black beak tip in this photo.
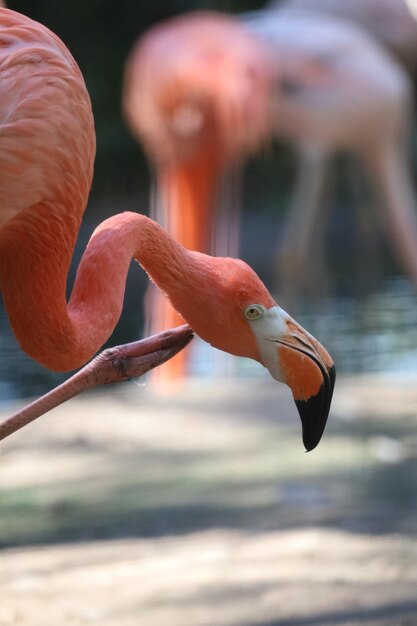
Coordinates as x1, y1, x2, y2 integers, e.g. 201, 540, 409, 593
296, 397, 327, 452
295, 364, 336, 452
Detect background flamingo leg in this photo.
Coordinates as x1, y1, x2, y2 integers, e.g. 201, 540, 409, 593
363, 142, 417, 288
277, 144, 332, 306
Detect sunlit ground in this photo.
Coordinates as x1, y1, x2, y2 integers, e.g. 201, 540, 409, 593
1, 372, 417, 625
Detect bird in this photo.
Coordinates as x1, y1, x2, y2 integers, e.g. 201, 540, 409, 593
123, 11, 274, 385
0, 9, 335, 450
243, 7, 417, 302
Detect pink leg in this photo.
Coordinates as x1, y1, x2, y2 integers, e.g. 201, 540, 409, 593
0, 325, 193, 442
363, 142, 417, 286
277, 145, 331, 304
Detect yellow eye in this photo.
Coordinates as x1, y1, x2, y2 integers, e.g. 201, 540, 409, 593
244, 304, 265, 321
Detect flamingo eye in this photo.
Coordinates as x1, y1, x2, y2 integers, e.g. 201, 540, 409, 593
244, 304, 265, 321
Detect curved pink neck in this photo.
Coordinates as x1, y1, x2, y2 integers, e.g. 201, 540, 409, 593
0, 209, 189, 371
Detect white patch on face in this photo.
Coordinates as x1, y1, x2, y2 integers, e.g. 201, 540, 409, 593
245, 305, 291, 383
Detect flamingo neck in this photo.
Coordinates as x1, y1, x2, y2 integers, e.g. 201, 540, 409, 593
0, 209, 190, 372
159, 150, 222, 253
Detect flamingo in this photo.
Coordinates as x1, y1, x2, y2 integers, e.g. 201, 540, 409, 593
123, 11, 274, 385
242, 8, 417, 300
0, 9, 335, 450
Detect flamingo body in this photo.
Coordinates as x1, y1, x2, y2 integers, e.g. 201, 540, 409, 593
0, 10, 94, 228
278, 0, 417, 71
243, 8, 417, 297
244, 9, 410, 151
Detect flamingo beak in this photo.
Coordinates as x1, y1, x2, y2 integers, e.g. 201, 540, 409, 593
275, 319, 335, 451
255, 308, 335, 451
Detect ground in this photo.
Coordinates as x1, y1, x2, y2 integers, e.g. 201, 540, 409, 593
0, 373, 417, 625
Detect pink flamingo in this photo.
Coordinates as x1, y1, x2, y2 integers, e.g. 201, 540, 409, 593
0, 9, 335, 450
243, 7, 417, 300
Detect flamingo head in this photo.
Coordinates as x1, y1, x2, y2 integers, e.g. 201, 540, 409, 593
171, 253, 335, 451
123, 11, 273, 166
239, 303, 335, 452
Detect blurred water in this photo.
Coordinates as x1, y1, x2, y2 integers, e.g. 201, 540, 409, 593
298, 275, 417, 375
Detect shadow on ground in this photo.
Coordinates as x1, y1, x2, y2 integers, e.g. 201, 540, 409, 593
1, 375, 417, 625
242, 599, 417, 626
1, 375, 417, 547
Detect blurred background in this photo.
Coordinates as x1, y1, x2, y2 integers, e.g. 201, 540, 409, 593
1, 1, 417, 625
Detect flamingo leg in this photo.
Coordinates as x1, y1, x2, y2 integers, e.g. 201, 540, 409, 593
0, 325, 193, 441
362, 140, 417, 286
277, 145, 332, 304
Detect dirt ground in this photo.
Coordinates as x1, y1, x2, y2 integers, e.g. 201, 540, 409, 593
1, 373, 417, 625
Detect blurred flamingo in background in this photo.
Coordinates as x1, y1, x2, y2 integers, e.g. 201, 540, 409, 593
243, 8, 417, 301
275, 0, 417, 72
123, 12, 274, 387
0, 8, 335, 449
